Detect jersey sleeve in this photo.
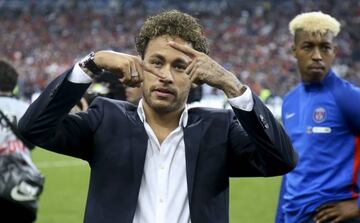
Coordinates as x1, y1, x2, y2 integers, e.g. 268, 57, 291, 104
333, 82, 360, 134
275, 176, 287, 223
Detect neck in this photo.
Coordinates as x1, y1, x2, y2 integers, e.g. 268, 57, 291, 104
142, 102, 184, 131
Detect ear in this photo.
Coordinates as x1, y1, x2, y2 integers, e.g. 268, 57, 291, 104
333, 44, 338, 56
291, 45, 296, 55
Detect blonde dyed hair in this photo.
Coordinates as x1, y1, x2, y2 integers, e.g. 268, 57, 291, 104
289, 11, 341, 36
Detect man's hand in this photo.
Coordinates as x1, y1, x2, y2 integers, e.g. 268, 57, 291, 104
313, 199, 360, 223
168, 41, 245, 98
94, 50, 163, 87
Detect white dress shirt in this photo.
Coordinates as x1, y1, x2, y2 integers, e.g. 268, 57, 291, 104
133, 101, 190, 223
69, 63, 254, 223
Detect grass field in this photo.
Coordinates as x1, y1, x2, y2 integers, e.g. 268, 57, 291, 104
31, 149, 281, 223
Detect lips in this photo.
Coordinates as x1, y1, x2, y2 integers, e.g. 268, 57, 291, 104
308, 64, 325, 70
309, 66, 324, 70
152, 87, 176, 97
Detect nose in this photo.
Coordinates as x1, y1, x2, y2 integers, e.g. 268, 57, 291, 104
311, 47, 322, 61
159, 64, 174, 84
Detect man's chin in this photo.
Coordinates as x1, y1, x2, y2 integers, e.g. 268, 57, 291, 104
152, 104, 177, 113
145, 98, 177, 113
304, 71, 326, 83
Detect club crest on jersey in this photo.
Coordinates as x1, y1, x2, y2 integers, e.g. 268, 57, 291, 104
313, 107, 326, 123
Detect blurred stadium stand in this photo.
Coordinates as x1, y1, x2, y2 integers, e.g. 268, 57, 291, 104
0, 0, 359, 117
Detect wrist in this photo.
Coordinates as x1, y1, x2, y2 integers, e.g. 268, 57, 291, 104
78, 52, 103, 79
221, 76, 245, 98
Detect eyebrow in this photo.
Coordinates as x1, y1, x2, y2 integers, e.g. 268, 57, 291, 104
149, 54, 165, 61
149, 54, 190, 64
172, 58, 189, 65
301, 41, 332, 45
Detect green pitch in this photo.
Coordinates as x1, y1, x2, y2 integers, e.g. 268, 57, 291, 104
31, 149, 281, 223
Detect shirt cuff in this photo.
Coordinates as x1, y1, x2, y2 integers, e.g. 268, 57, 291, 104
67, 63, 93, 84
228, 86, 254, 111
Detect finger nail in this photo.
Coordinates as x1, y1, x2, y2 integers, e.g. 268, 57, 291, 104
168, 41, 175, 45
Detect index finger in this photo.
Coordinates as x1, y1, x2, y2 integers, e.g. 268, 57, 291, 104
140, 61, 165, 79
168, 41, 199, 57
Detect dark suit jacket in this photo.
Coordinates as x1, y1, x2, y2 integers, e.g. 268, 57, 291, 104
18, 70, 297, 223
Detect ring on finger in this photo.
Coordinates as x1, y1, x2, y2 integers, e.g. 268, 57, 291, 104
131, 71, 138, 78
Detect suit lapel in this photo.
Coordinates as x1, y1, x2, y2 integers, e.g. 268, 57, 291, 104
183, 113, 203, 204
129, 112, 148, 191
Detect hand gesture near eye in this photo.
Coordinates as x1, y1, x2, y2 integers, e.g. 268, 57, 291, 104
168, 41, 246, 97
93, 51, 163, 87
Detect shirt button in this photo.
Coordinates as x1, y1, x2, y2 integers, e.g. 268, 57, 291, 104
159, 198, 164, 203
160, 165, 165, 170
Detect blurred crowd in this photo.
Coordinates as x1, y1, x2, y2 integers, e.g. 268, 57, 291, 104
0, 0, 359, 100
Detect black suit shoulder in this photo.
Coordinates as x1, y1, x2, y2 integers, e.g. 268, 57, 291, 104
91, 96, 137, 112
188, 106, 233, 121
188, 106, 229, 114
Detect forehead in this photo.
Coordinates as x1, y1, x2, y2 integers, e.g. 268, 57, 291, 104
295, 30, 335, 44
144, 35, 192, 60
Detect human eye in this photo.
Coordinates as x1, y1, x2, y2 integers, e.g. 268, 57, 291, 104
172, 60, 188, 72
321, 45, 332, 52
301, 44, 312, 51
173, 63, 187, 71
149, 58, 162, 68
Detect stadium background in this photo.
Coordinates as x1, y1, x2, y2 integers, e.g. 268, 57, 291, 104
1, 0, 359, 222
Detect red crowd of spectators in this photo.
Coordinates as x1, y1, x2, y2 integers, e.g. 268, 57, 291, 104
1, 0, 359, 99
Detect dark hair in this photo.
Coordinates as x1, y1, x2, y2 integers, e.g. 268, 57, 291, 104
135, 10, 209, 58
0, 60, 19, 92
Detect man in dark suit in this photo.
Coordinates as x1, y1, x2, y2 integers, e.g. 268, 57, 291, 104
18, 10, 297, 223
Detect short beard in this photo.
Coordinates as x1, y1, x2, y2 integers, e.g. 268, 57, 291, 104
142, 88, 189, 114
143, 94, 185, 114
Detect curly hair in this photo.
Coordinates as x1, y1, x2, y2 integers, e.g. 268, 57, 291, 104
0, 59, 18, 92
135, 10, 209, 58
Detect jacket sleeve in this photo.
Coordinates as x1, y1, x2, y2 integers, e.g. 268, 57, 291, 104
227, 94, 298, 177
18, 70, 101, 161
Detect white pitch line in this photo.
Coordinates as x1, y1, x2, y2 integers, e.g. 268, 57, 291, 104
35, 160, 88, 168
